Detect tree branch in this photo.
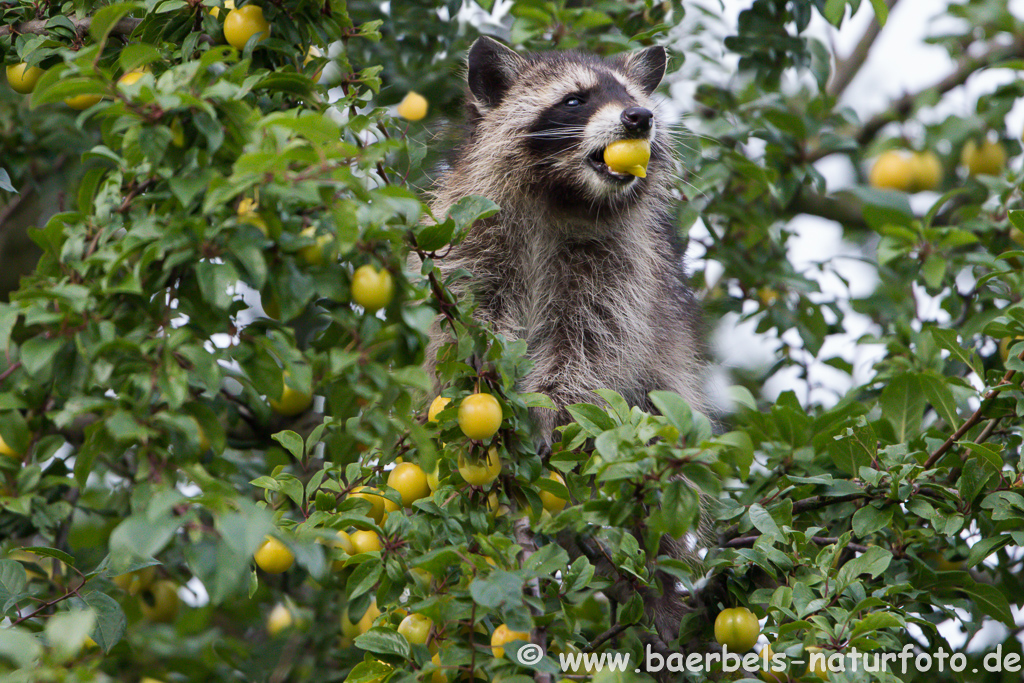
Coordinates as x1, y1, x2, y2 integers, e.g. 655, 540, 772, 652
827, 0, 901, 100
791, 492, 868, 514
0, 185, 35, 231
514, 518, 552, 683
0, 17, 141, 38
586, 622, 630, 652
924, 351, 1024, 468
725, 534, 868, 554
788, 189, 869, 228
855, 36, 1024, 148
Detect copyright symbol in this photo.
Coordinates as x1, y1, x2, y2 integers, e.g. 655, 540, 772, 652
515, 643, 544, 666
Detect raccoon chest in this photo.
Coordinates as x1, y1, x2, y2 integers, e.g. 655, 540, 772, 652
515, 240, 657, 385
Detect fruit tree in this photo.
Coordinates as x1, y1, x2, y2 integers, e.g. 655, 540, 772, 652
1, 1, 1023, 682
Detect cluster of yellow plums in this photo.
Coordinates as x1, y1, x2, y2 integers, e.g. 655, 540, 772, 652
109, 566, 181, 624
869, 136, 1009, 193
5, 62, 148, 109
427, 390, 566, 508
236, 197, 395, 317
248, 388, 568, 677
3, 2, 320, 109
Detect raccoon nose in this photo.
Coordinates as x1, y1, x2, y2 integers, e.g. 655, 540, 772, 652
620, 107, 653, 133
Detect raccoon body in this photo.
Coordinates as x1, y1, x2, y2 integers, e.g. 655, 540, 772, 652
428, 37, 709, 445
425, 37, 711, 647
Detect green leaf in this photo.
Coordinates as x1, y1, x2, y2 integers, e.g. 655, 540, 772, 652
20, 337, 64, 378
648, 390, 695, 436
592, 388, 631, 423
0, 627, 42, 668
957, 582, 1015, 625
649, 479, 701, 538
1009, 209, 1024, 232
0, 305, 19, 355
918, 372, 959, 429
217, 504, 274, 561
468, 570, 525, 609
565, 403, 615, 435
715, 431, 754, 478
980, 491, 1024, 521
837, 546, 892, 587
849, 611, 903, 638
109, 515, 181, 562
118, 43, 162, 73
921, 254, 946, 289
524, 543, 570, 576
930, 328, 983, 378
256, 73, 317, 99
80, 591, 126, 653
416, 219, 456, 252
347, 561, 383, 599
196, 260, 240, 310
446, 195, 500, 231
958, 457, 994, 504
869, 0, 889, 25
31, 73, 106, 109
879, 374, 924, 442
20, 547, 75, 566
964, 535, 1010, 569
105, 411, 157, 443
0, 559, 29, 613
823, 0, 846, 25
345, 658, 394, 683
169, 170, 217, 210
852, 504, 893, 538
519, 393, 557, 410
89, 3, 142, 42
748, 503, 783, 544
272, 430, 305, 461
829, 418, 876, 475
841, 186, 914, 229
45, 609, 95, 659
411, 548, 462, 577
354, 627, 410, 658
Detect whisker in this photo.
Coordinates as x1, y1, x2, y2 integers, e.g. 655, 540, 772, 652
521, 129, 589, 139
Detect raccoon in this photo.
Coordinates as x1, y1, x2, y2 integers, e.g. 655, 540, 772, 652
424, 37, 712, 647
427, 37, 709, 441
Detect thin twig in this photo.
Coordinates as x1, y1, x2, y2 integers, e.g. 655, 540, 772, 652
811, 536, 869, 554
791, 492, 868, 514
0, 184, 36, 231
513, 518, 551, 683
0, 361, 22, 383
11, 578, 87, 626
854, 36, 1024, 147
827, 0, 901, 99
924, 353, 1023, 468
0, 17, 141, 38
586, 622, 630, 652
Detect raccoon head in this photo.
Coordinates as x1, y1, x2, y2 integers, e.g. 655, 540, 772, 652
465, 37, 671, 212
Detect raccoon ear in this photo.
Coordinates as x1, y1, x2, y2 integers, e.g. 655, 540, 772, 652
467, 37, 527, 109
623, 45, 667, 96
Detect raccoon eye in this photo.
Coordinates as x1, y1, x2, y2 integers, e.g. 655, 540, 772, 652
562, 95, 584, 107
